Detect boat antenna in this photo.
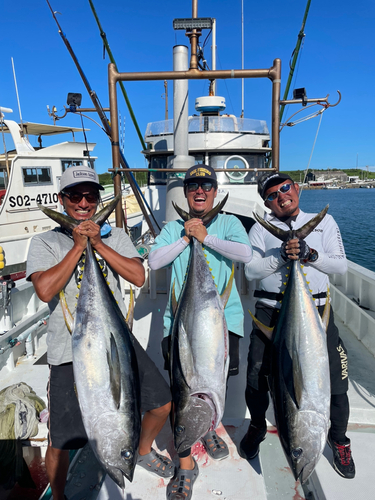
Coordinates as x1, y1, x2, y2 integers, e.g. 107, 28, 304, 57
11, 58, 25, 136
279, 0, 311, 122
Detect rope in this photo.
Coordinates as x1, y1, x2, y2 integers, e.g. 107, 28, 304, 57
299, 110, 324, 199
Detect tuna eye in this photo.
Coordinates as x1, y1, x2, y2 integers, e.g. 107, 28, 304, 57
121, 449, 133, 461
176, 425, 185, 435
292, 448, 303, 459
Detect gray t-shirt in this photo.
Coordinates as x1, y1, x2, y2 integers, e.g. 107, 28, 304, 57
26, 227, 141, 365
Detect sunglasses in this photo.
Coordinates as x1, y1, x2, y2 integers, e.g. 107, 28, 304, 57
265, 183, 293, 202
186, 182, 215, 193
61, 190, 99, 203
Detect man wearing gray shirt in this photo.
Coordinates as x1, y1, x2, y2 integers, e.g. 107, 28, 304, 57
27, 166, 173, 500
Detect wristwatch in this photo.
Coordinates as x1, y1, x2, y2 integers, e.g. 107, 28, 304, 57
307, 248, 319, 262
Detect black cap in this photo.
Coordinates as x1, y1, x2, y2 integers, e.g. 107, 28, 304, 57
184, 164, 217, 185
258, 172, 293, 199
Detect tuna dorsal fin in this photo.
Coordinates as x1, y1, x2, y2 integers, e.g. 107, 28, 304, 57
221, 264, 234, 308
108, 332, 121, 409
294, 205, 329, 240
92, 194, 121, 226
248, 309, 273, 341
59, 290, 74, 334
172, 193, 229, 225
125, 287, 134, 331
320, 286, 331, 331
171, 280, 178, 316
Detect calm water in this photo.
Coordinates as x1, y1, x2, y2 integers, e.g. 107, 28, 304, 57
298, 188, 375, 272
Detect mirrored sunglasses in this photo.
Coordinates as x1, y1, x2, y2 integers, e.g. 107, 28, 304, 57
265, 183, 293, 202
186, 182, 214, 193
62, 190, 99, 203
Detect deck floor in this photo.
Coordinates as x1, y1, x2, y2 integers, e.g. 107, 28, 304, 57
0, 307, 374, 499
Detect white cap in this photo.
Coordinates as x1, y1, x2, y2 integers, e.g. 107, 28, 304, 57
59, 166, 104, 192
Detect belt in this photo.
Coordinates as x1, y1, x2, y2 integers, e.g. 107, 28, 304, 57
254, 290, 327, 302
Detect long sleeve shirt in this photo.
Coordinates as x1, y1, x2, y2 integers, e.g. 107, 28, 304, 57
244, 210, 347, 308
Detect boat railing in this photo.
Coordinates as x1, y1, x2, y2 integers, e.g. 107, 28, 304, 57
145, 116, 269, 137
330, 260, 375, 357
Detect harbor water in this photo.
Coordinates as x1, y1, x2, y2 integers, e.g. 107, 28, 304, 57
298, 187, 375, 272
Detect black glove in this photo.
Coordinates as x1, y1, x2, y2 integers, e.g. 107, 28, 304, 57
281, 239, 310, 261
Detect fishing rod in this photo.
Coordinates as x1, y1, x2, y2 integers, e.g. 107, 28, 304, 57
45, 0, 160, 236
279, 0, 311, 122
88, 0, 147, 152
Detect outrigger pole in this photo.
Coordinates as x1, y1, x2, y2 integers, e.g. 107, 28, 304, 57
45, 0, 160, 236
88, 0, 147, 152
279, 0, 312, 122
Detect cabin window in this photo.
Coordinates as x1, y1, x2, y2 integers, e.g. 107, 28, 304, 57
22, 167, 52, 185
149, 156, 169, 184
61, 160, 84, 172
0, 169, 7, 189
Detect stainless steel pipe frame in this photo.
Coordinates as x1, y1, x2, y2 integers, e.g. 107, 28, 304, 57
108, 59, 282, 228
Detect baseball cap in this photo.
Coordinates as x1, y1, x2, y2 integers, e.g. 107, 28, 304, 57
59, 165, 104, 192
184, 164, 217, 185
258, 172, 293, 199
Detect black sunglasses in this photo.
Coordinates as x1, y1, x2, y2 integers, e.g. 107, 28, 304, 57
61, 190, 99, 204
265, 183, 293, 202
186, 182, 215, 193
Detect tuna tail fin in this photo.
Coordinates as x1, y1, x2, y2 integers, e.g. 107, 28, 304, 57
320, 286, 331, 331
248, 309, 274, 341
37, 204, 78, 233
172, 202, 191, 222
125, 287, 134, 331
59, 290, 74, 334
221, 264, 234, 308
294, 205, 329, 240
172, 193, 229, 224
92, 194, 121, 226
201, 193, 229, 225
253, 205, 329, 242
38, 194, 121, 232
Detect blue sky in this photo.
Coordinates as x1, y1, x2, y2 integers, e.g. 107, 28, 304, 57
1, 0, 374, 175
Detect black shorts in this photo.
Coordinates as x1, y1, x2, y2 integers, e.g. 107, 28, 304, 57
47, 335, 171, 450
161, 331, 240, 377
246, 303, 349, 395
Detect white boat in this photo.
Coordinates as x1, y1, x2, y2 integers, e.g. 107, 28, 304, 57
0, 108, 96, 281
1, 2, 375, 500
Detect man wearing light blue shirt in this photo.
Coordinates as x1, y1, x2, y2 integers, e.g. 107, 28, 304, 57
149, 164, 252, 500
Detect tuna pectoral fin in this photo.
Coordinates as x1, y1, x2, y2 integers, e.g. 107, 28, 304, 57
320, 286, 331, 331
292, 350, 304, 409
108, 333, 121, 409
221, 265, 234, 308
59, 290, 74, 334
125, 287, 134, 331
248, 309, 273, 341
177, 323, 195, 386
171, 280, 178, 316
